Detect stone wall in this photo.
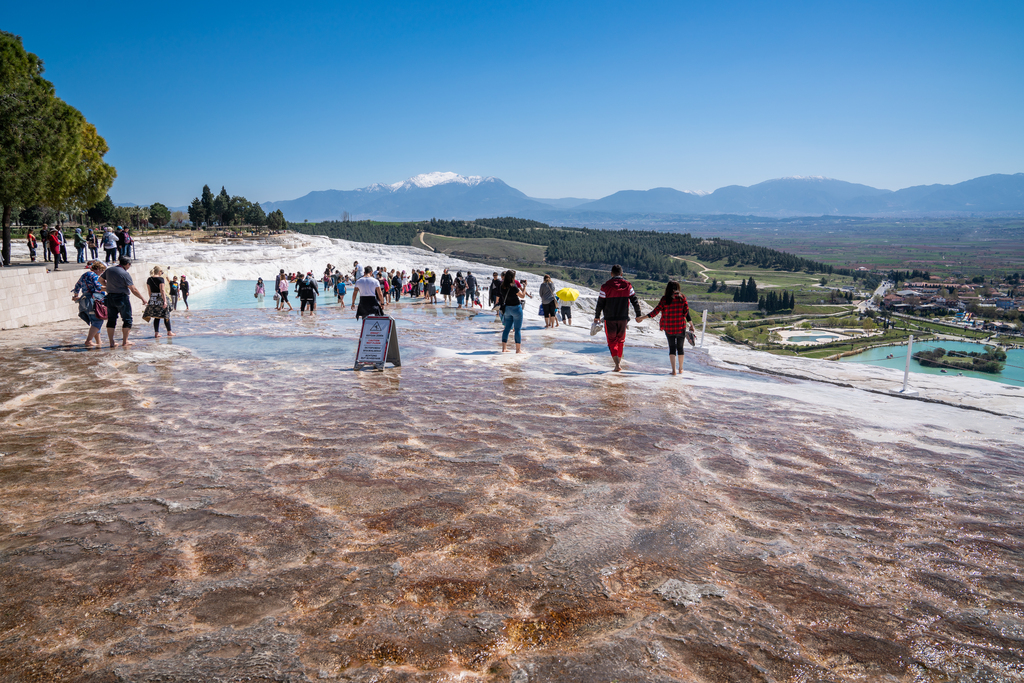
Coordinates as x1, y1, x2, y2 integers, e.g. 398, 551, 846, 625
0, 263, 151, 331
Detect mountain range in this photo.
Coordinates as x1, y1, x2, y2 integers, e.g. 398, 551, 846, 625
255, 171, 1024, 223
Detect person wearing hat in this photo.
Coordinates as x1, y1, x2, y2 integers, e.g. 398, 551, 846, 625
296, 270, 319, 316
74, 228, 86, 263
46, 225, 62, 270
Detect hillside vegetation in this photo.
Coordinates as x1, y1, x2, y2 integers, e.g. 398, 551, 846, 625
292, 217, 844, 280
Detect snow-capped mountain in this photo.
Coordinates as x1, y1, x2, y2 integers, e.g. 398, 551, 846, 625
261, 173, 549, 222
390, 172, 490, 191
259, 172, 1024, 223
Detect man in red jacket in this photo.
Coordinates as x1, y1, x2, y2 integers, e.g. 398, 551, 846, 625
594, 265, 642, 372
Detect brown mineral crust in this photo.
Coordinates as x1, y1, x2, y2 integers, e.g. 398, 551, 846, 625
661, 639, 772, 683
795, 627, 915, 677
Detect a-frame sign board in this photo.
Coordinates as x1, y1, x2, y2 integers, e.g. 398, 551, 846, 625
354, 316, 401, 370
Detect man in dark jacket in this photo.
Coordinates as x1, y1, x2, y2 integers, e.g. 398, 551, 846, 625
465, 271, 478, 305
594, 265, 642, 372
488, 272, 501, 308
297, 271, 320, 316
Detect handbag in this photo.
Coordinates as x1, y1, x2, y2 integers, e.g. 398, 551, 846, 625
685, 323, 696, 346
93, 299, 108, 320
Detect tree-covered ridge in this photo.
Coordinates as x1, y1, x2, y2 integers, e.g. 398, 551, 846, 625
294, 217, 842, 279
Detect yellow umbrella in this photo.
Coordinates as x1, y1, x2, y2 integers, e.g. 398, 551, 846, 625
555, 287, 580, 302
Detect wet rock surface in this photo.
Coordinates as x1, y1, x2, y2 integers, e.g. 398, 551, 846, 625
2, 306, 1024, 682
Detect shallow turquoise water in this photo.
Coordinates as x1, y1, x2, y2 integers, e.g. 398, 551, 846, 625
789, 334, 842, 343
185, 279, 346, 311
840, 339, 1024, 386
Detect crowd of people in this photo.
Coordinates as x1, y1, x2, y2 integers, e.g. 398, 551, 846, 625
263, 260, 695, 373
64, 250, 696, 373
69, 257, 189, 348
27, 224, 136, 270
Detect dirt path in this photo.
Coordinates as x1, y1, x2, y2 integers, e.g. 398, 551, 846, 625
417, 231, 437, 252
671, 256, 710, 282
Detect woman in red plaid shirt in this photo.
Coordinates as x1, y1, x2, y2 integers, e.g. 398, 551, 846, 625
637, 280, 693, 375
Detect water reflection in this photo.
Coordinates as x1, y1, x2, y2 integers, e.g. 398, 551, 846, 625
1, 302, 1022, 682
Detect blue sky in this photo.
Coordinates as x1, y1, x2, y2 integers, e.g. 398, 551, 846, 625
6, 0, 1023, 206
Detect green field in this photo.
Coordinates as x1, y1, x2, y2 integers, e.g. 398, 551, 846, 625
661, 217, 1024, 280
417, 233, 547, 263
412, 231, 862, 309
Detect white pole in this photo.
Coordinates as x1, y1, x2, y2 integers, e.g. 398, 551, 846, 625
700, 310, 708, 347
902, 334, 914, 392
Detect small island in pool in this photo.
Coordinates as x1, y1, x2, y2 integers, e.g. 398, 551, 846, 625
913, 346, 1006, 374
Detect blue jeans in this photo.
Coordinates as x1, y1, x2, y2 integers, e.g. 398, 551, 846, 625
77, 247, 86, 263
105, 292, 133, 329
502, 305, 523, 344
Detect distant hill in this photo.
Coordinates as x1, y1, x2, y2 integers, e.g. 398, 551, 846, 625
258, 171, 1024, 223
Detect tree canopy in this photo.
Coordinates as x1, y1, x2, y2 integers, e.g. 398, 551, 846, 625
149, 202, 171, 228
0, 31, 116, 265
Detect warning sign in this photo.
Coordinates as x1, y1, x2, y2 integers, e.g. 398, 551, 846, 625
355, 316, 401, 370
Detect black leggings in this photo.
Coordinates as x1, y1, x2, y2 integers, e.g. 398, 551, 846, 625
154, 317, 171, 333
667, 334, 685, 356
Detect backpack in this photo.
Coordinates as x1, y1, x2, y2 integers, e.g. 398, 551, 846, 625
298, 277, 315, 298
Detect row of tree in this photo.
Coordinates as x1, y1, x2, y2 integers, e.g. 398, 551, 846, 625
733, 277, 759, 302
758, 290, 794, 313
1, 32, 117, 265
186, 185, 285, 230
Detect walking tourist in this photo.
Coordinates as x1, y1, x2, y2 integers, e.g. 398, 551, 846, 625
74, 228, 86, 263
102, 227, 118, 263
57, 227, 68, 264
143, 266, 174, 338
499, 270, 526, 353
440, 268, 453, 304
638, 280, 693, 376
26, 229, 37, 262
46, 227, 62, 271
391, 271, 402, 302
558, 295, 573, 326
87, 228, 98, 260
454, 271, 467, 308
42, 225, 52, 262
352, 266, 385, 319
594, 265, 642, 372
426, 269, 438, 303
255, 278, 265, 302
466, 271, 478, 306
489, 272, 501, 308
335, 275, 347, 303
169, 276, 180, 309
179, 275, 190, 310
100, 256, 146, 348
539, 275, 558, 328
297, 271, 319, 315
277, 273, 293, 311
71, 261, 107, 348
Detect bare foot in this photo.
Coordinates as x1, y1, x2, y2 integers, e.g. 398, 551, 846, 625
121, 341, 134, 347
670, 371, 677, 375
167, 332, 175, 337
613, 366, 622, 372
154, 334, 161, 339
109, 344, 117, 349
